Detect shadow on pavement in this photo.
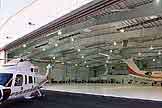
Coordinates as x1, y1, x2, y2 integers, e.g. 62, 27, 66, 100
0, 90, 162, 108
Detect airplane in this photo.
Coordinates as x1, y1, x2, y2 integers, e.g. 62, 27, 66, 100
0, 58, 51, 103
123, 58, 162, 82
99, 52, 162, 83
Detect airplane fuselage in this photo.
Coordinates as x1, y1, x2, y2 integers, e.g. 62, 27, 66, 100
126, 58, 162, 82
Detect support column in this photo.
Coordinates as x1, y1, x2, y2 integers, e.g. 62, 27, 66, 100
0, 49, 6, 65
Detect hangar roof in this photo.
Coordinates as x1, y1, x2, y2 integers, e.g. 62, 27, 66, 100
4, 0, 162, 68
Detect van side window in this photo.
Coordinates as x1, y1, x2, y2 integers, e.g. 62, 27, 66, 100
29, 76, 33, 84
31, 68, 33, 72
25, 75, 27, 84
15, 74, 23, 86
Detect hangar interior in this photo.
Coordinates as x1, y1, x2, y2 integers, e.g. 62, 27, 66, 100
2, 0, 162, 101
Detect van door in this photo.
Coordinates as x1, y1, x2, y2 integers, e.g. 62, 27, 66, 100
28, 76, 34, 90
22, 75, 34, 98
23, 75, 29, 95
11, 74, 24, 97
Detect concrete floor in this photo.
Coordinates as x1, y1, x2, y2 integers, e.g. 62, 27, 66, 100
1, 84, 162, 108
1, 90, 162, 108
44, 83, 162, 101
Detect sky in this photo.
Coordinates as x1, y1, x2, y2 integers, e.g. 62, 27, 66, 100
0, 0, 93, 48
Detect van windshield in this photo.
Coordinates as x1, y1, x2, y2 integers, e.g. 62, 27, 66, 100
0, 73, 13, 87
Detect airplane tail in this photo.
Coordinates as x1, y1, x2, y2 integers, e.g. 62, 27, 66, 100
122, 58, 141, 73
45, 67, 50, 78
39, 64, 52, 87
45, 64, 52, 78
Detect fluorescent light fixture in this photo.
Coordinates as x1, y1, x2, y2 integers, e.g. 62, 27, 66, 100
138, 52, 142, 56
58, 30, 62, 35
158, 51, 161, 55
83, 28, 91, 32
53, 56, 56, 59
55, 43, 58, 47
99, 53, 109, 57
156, 0, 160, 4
107, 56, 110, 60
153, 59, 156, 62
23, 44, 26, 48
77, 48, 81, 52
110, 50, 113, 53
149, 45, 154, 50
120, 29, 125, 32
67, 61, 71, 64
71, 37, 74, 42
150, 15, 158, 19
42, 48, 46, 51
113, 41, 117, 46
55, 60, 61, 63
46, 32, 56, 37
81, 55, 84, 59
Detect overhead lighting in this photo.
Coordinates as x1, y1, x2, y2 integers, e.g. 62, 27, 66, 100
120, 29, 125, 32
86, 65, 89, 68
53, 56, 56, 59
14, 56, 19, 58
67, 61, 71, 64
106, 60, 109, 63
158, 51, 161, 55
110, 50, 113, 53
138, 52, 142, 56
107, 56, 110, 60
83, 28, 91, 32
149, 45, 154, 50
155, 0, 160, 4
153, 59, 156, 62
99, 53, 109, 57
81, 55, 84, 59
23, 44, 27, 48
71, 37, 74, 42
58, 30, 62, 35
150, 15, 158, 19
55, 43, 58, 47
42, 48, 46, 51
61, 62, 64, 65
84, 61, 87, 64
75, 64, 78, 66
113, 41, 117, 46
77, 48, 81, 52
47, 32, 55, 37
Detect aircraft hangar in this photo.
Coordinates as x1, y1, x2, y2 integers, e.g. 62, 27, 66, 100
1, 0, 162, 108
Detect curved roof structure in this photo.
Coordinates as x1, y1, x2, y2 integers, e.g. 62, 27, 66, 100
3, 0, 162, 68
